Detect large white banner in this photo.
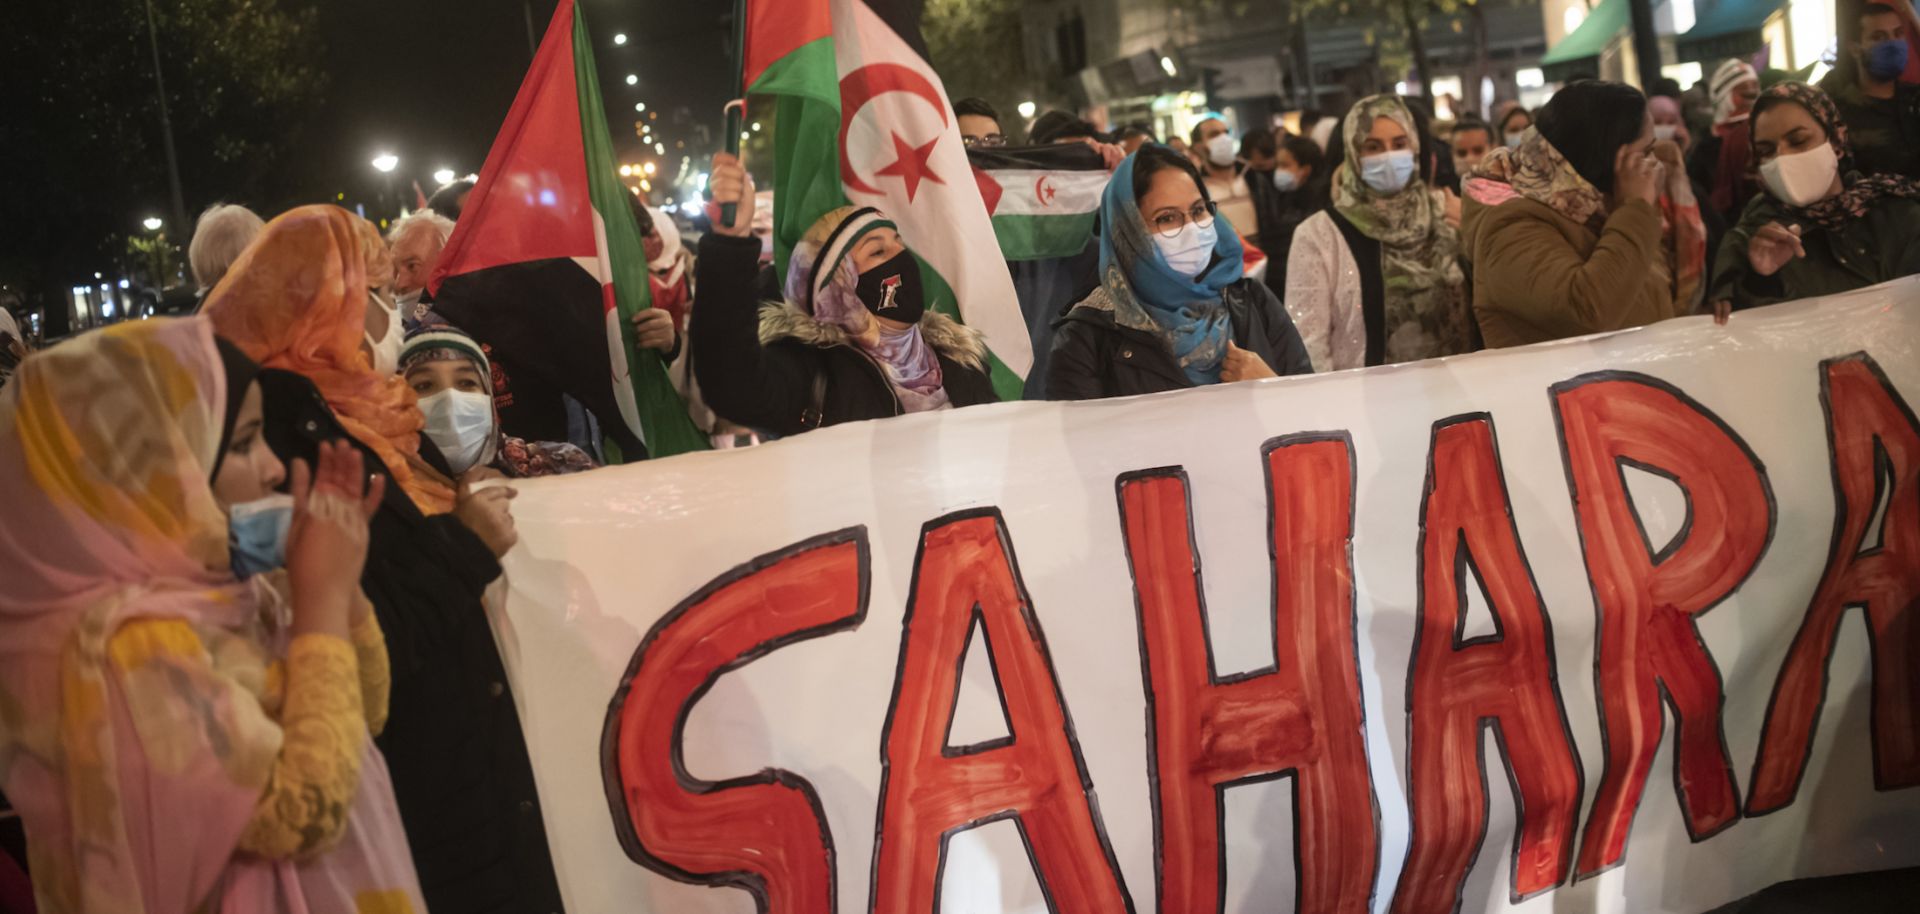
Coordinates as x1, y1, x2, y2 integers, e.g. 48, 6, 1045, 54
492, 280, 1920, 914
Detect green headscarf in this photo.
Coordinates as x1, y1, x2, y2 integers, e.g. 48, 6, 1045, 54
1333, 95, 1471, 362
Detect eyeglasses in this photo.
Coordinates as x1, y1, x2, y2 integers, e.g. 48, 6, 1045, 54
1149, 200, 1217, 238
961, 133, 1007, 148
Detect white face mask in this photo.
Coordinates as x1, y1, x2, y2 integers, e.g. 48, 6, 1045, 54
1653, 124, 1678, 142
1505, 131, 1526, 149
1760, 142, 1840, 208
364, 294, 404, 375
419, 389, 496, 475
1206, 133, 1237, 167
1152, 218, 1218, 278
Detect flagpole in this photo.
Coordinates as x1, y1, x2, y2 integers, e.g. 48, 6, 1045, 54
721, 0, 747, 225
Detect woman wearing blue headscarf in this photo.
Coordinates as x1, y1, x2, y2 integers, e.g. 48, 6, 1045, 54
1047, 144, 1311, 400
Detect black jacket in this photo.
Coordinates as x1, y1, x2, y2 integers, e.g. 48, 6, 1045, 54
1046, 276, 1313, 400
1245, 169, 1331, 295
691, 232, 998, 435
256, 370, 566, 914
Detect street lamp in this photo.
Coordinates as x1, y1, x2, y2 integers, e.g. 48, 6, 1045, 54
1017, 100, 1037, 118
371, 153, 399, 173
635, 102, 646, 112
625, 74, 638, 86
142, 216, 164, 232
433, 167, 456, 186
613, 32, 627, 45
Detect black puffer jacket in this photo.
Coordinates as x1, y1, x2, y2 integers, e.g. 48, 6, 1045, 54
691, 232, 998, 435
1046, 276, 1313, 400
256, 370, 566, 914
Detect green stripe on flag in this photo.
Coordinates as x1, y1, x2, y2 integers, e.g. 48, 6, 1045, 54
918, 260, 1026, 401
991, 213, 1098, 262
572, 7, 708, 458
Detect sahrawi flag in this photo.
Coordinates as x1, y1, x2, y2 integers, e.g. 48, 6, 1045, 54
745, 0, 1033, 396
968, 142, 1108, 263
428, 0, 705, 459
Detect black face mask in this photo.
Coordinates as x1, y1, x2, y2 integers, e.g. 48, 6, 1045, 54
853, 249, 926, 324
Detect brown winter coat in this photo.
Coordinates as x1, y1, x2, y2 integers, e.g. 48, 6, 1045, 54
1462, 195, 1683, 348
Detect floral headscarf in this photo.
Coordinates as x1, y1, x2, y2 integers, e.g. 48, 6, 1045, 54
1466, 126, 1609, 234
1332, 95, 1470, 362
783, 208, 950, 413
1754, 82, 1920, 230
204, 205, 455, 514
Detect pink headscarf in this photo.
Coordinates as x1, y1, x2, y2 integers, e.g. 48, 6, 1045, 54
0, 317, 423, 913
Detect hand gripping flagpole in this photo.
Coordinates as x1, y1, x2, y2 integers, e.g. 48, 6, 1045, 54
721, 0, 747, 226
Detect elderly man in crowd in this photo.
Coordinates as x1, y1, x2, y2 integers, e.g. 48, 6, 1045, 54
187, 203, 266, 294
388, 208, 457, 329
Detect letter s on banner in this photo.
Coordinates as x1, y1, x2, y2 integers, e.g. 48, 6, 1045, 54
1554, 373, 1775, 878
1116, 433, 1379, 914
601, 529, 871, 913
1750, 353, 1920, 813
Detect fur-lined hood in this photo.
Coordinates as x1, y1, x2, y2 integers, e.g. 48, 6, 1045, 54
757, 302, 988, 372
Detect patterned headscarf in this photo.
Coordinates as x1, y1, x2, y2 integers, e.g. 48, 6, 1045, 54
204, 205, 455, 514
783, 208, 949, 413
1332, 95, 1470, 363
1465, 126, 1610, 234
1712, 60, 1760, 126
1097, 147, 1245, 385
1754, 81, 1920, 230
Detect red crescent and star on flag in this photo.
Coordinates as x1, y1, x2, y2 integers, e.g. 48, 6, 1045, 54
837, 63, 951, 203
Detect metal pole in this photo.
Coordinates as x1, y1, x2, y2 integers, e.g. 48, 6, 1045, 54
524, 0, 539, 60
141, 0, 189, 248
1627, 0, 1664, 90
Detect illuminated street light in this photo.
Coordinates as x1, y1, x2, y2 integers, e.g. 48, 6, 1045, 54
141, 216, 163, 231
642, 162, 656, 175
619, 164, 633, 177
751, 122, 762, 132
432, 167, 456, 186
1017, 100, 1037, 118
625, 74, 638, 86
639, 178, 651, 191
371, 152, 399, 172
655, 142, 666, 155
635, 101, 646, 112
1160, 56, 1178, 77
613, 32, 627, 46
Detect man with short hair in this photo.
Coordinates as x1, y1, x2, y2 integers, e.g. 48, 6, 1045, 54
1189, 116, 1257, 242
188, 203, 266, 292
1820, 2, 1920, 179
387, 209, 457, 328
954, 96, 1007, 147
1116, 123, 1155, 154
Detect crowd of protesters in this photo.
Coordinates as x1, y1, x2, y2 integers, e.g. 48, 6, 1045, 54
3, 3, 1920, 912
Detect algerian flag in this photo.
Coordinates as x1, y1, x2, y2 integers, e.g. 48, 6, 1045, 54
745, 0, 1033, 397
429, 0, 706, 460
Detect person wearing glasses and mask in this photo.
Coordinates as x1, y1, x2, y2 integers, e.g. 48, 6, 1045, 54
955, 96, 1008, 148
1708, 81, 1920, 317
1285, 95, 1471, 372
1046, 144, 1311, 400
692, 154, 998, 434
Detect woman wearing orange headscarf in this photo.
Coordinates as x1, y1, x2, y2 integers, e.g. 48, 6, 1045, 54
203, 205, 568, 914
203, 205, 454, 514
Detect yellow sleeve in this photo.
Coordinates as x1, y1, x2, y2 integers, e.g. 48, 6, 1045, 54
235, 633, 368, 860
349, 604, 391, 736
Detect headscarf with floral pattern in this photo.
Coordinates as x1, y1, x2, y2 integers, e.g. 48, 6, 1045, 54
1753, 81, 1920, 231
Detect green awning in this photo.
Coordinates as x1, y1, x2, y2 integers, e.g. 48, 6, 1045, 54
1678, 0, 1788, 63
1540, 0, 1630, 82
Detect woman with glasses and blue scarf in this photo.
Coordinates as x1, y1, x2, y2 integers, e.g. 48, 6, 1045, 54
1047, 144, 1312, 400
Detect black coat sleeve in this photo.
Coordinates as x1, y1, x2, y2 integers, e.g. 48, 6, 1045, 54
1247, 282, 1314, 376
690, 232, 818, 433
1043, 319, 1107, 401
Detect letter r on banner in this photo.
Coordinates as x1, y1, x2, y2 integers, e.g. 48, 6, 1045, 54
870, 510, 1133, 913
602, 529, 869, 913
1750, 354, 1920, 812
1117, 434, 1379, 914
1555, 373, 1774, 878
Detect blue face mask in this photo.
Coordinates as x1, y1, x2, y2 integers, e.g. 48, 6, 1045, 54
1272, 168, 1299, 192
1866, 39, 1910, 82
1359, 149, 1417, 194
228, 494, 293, 579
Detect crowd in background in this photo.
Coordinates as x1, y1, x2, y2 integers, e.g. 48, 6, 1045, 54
2, 4, 1919, 914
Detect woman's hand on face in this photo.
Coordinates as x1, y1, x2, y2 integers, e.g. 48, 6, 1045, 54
632, 308, 677, 352
1650, 139, 1693, 200
1220, 341, 1277, 383
455, 482, 519, 559
705, 153, 756, 239
1613, 146, 1662, 207
286, 441, 385, 637
1748, 222, 1806, 277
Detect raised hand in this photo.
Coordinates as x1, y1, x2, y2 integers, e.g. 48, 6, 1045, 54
455, 482, 519, 559
1747, 222, 1806, 277
286, 440, 385, 637
705, 153, 756, 238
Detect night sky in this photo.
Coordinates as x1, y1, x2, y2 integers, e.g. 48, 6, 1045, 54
295, 0, 732, 207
